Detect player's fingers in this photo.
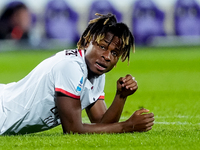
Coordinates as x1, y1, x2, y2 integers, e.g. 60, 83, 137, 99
128, 83, 138, 90
118, 77, 124, 84
145, 126, 153, 132
143, 118, 155, 126
124, 78, 137, 85
148, 117, 155, 122
125, 74, 133, 79
133, 125, 152, 132
143, 112, 154, 118
124, 74, 135, 82
140, 123, 154, 132
123, 77, 137, 89
135, 108, 149, 115
118, 77, 126, 88
146, 122, 154, 128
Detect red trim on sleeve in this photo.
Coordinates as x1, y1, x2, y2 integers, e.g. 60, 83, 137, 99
98, 95, 105, 100
55, 88, 80, 99
78, 50, 82, 57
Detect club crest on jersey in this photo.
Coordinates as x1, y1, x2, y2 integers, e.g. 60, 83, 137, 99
76, 77, 83, 92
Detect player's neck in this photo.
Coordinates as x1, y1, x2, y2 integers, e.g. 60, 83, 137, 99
87, 69, 98, 84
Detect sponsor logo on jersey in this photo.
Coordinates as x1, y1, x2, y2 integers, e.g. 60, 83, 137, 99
76, 77, 83, 92
44, 106, 60, 127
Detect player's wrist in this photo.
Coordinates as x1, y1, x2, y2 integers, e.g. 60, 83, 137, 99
116, 91, 128, 99
120, 120, 134, 133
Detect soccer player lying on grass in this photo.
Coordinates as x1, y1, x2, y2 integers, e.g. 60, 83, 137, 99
0, 13, 154, 135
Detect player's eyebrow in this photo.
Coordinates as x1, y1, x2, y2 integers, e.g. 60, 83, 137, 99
102, 38, 121, 51
103, 39, 110, 44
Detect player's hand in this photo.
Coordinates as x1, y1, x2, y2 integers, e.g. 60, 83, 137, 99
125, 108, 154, 132
116, 74, 138, 98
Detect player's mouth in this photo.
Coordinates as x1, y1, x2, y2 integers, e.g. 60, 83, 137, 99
95, 62, 107, 71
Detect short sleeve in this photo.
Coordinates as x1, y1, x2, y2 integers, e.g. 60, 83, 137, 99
52, 59, 84, 99
96, 75, 105, 100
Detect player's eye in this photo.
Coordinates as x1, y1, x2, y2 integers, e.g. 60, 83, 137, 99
99, 45, 105, 50
111, 51, 118, 57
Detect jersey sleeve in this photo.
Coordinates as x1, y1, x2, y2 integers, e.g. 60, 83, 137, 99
98, 95, 105, 100
97, 75, 105, 100
52, 59, 84, 99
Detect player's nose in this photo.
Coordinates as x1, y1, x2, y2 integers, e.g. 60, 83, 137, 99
102, 50, 111, 61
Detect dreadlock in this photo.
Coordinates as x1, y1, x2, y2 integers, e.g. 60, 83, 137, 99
77, 13, 134, 62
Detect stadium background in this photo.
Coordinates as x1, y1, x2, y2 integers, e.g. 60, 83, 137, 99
1, 0, 200, 50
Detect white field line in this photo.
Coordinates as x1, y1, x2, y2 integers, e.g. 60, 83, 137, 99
154, 115, 200, 125
154, 122, 200, 125
82, 116, 200, 125
154, 115, 200, 119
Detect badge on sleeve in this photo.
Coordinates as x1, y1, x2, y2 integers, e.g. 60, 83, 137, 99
76, 77, 83, 92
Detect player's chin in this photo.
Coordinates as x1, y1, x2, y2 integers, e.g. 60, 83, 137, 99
96, 68, 112, 76
89, 68, 104, 77
92, 66, 111, 76
95, 69, 105, 76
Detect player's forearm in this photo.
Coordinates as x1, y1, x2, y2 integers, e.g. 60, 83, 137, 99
100, 94, 127, 123
66, 121, 131, 134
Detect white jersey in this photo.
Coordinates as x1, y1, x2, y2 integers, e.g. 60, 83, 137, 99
0, 49, 105, 135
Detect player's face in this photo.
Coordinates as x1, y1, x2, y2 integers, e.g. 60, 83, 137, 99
85, 32, 122, 77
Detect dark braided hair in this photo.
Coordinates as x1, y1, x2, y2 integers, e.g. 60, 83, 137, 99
77, 13, 134, 62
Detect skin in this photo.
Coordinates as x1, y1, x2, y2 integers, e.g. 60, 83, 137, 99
11, 7, 31, 32
56, 32, 154, 134
85, 32, 121, 80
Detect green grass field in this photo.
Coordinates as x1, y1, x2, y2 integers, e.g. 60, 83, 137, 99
0, 46, 199, 149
